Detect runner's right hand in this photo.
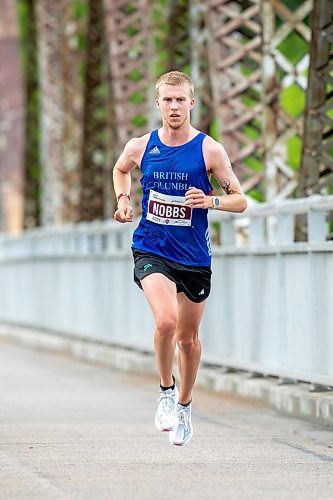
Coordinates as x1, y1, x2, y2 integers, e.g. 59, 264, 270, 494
114, 199, 133, 223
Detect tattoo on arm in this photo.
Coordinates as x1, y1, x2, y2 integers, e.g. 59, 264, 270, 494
221, 177, 233, 195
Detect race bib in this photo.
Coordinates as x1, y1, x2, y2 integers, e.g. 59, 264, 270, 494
146, 189, 192, 226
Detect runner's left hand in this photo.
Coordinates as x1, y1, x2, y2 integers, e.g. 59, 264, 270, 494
185, 187, 211, 209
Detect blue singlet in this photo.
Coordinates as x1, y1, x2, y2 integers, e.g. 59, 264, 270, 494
132, 130, 213, 266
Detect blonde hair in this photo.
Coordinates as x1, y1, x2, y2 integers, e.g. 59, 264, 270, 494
155, 71, 194, 98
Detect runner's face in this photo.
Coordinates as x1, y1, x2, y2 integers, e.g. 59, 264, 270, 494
156, 84, 195, 129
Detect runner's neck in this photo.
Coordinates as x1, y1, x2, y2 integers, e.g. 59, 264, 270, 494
159, 125, 198, 147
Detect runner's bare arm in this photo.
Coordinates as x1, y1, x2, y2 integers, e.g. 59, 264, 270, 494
185, 136, 247, 212
113, 136, 148, 223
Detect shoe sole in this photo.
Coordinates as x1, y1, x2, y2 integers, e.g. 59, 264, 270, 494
169, 428, 193, 446
155, 419, 178, 432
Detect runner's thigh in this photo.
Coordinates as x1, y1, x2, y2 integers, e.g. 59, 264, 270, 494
176, 292, 206, 337
141, 273, 178, 324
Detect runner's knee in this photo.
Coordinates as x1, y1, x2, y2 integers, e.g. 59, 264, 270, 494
177, 334, 199, 356
155, 316, 177, 339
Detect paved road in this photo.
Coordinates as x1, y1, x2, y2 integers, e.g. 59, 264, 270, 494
1, 339, 333, 500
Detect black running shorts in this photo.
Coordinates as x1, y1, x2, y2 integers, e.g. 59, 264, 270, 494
132, 248, 212, 303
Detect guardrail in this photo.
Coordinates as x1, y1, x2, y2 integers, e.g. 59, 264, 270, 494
0, 195, 332, 387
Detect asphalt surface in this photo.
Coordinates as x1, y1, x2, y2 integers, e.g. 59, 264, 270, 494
1, 339, 333, 500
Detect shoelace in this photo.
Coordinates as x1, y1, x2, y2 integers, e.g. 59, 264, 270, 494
157, 392, 175, 412
177, 409, 187, 428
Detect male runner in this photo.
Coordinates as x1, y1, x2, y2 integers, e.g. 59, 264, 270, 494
113, 71, 247, 446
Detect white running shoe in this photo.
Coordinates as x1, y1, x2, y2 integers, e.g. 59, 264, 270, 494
169, 403, 193, 446
155, 385, 179, 432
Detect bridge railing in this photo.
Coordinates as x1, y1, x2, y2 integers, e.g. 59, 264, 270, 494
0, 195, 332, 386
210, 194, 333, 247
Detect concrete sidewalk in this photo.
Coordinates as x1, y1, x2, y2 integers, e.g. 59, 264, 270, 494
1, 338, 333, 500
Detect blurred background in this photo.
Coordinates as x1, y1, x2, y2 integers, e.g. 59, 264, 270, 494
1, 0, 332, 237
